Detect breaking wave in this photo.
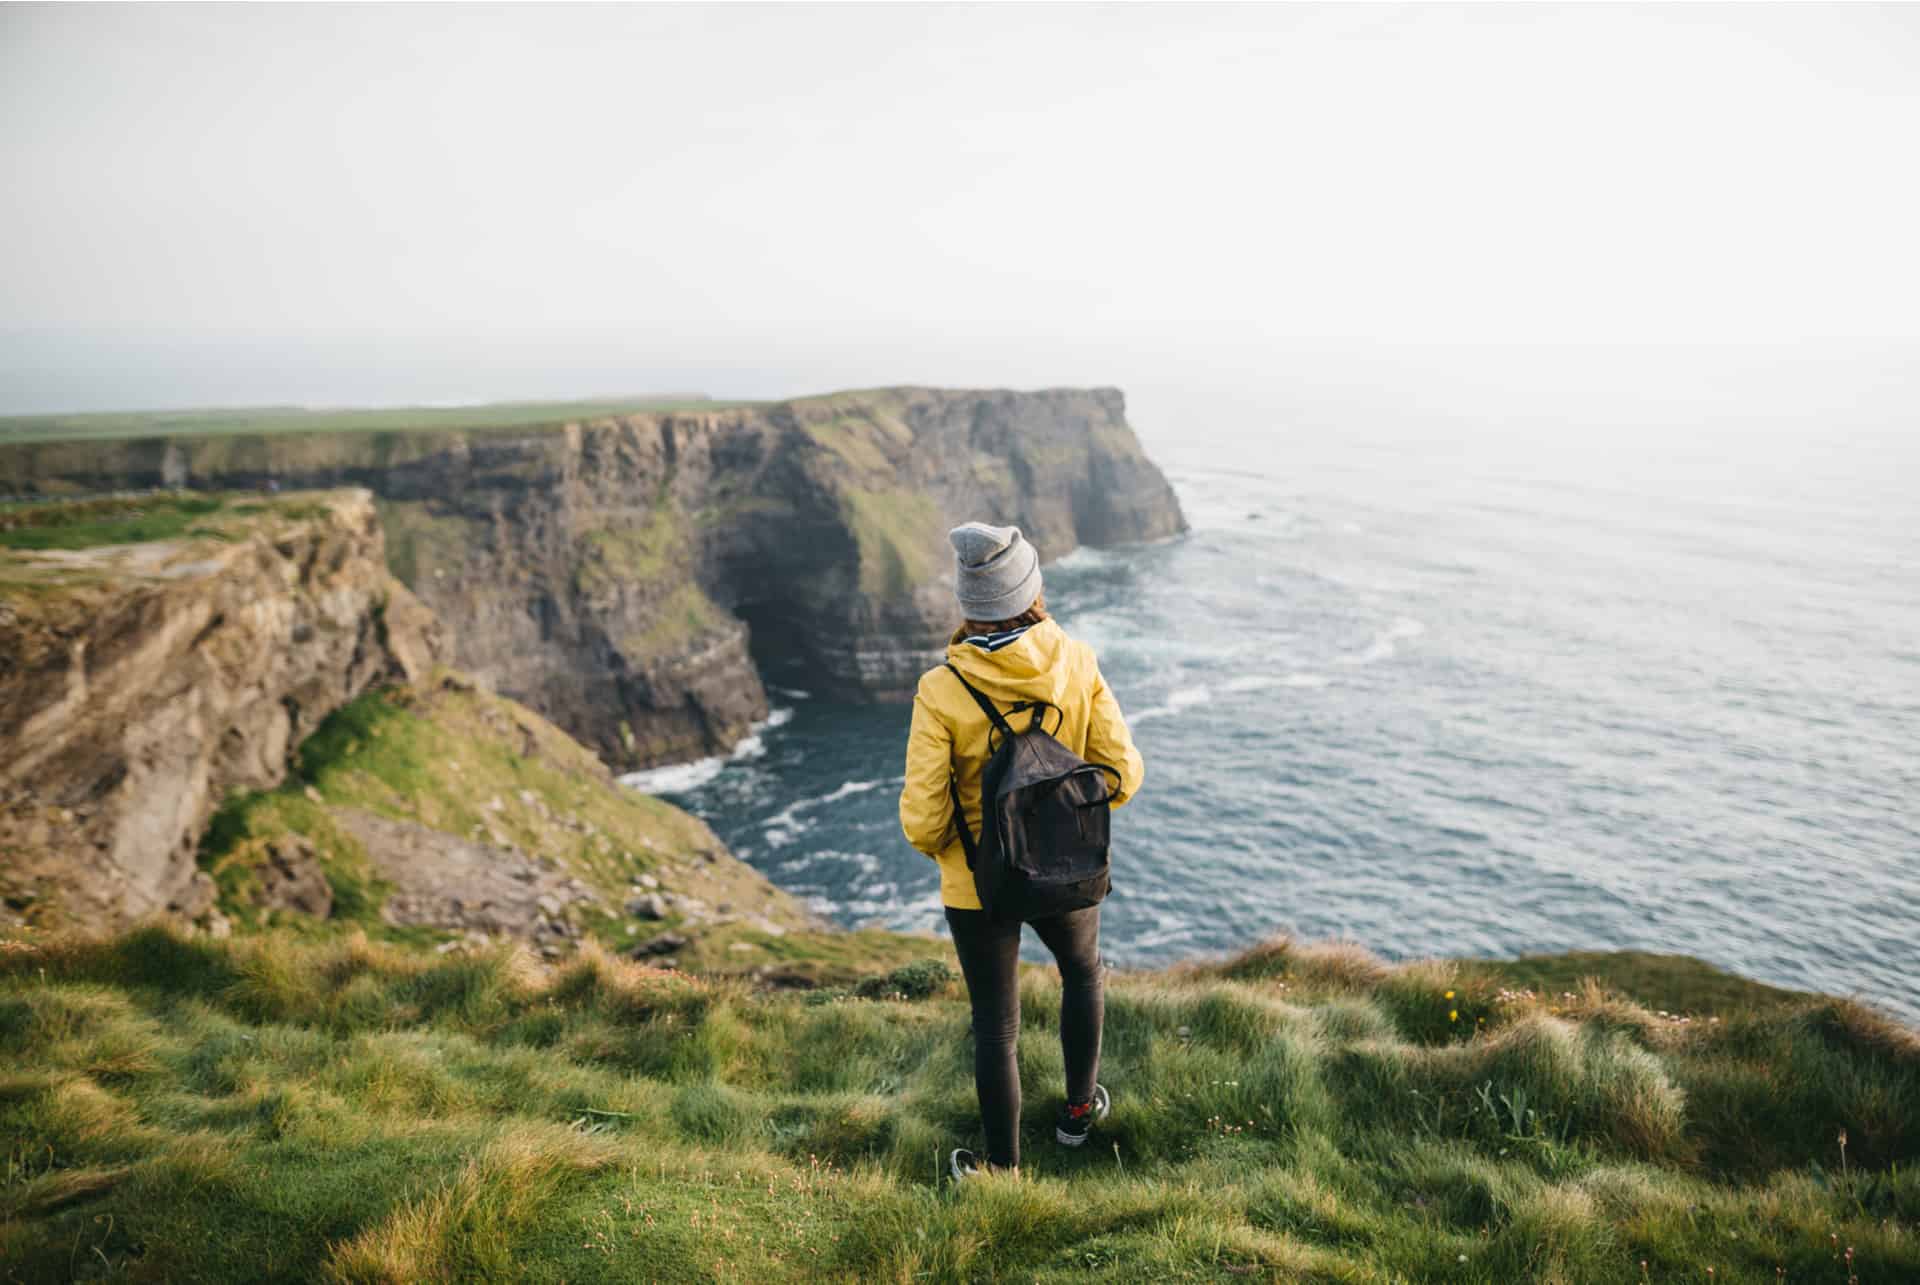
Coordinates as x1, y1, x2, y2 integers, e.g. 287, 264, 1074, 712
1337, 617, 1427, 666
617, 707, 793, 796
1129, 686, 1214, 724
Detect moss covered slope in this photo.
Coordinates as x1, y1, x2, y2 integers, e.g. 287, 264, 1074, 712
194, 673, 834, 971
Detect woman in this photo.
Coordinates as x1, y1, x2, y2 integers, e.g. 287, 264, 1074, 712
900, 522, 1145, 1180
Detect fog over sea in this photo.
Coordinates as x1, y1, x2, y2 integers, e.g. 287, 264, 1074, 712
625, 426, 1920, 1022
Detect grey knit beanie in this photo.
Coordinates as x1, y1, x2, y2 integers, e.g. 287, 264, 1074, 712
949, 522, 1042, 621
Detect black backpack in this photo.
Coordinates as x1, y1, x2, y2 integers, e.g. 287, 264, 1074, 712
944, 663, 1119, 921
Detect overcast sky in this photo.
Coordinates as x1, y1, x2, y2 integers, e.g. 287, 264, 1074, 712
3, 3, 1917, 437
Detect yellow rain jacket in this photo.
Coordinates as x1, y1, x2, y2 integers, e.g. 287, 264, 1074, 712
899, 619, 1145, 909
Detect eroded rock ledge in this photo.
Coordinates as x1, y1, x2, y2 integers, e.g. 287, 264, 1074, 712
0, 490, 443, 926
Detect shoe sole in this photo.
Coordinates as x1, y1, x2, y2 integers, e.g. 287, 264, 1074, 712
1055, 1088, 1110, 1147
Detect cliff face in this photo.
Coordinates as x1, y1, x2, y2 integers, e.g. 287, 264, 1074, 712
745, 387, 1188, 695
0, 491, 444, 928
0, 387, 1186, 766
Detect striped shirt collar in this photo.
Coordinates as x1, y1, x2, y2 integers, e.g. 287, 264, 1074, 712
961, 623, 1034, 653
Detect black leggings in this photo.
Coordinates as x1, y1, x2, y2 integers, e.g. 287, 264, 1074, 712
945, 904, 1105, 1169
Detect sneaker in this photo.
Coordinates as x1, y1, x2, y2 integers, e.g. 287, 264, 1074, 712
950, 1148, 1018, 1181
1055, 1083, 1111, 1147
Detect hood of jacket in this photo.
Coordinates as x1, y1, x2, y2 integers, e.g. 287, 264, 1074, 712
943, 619, 1077, 711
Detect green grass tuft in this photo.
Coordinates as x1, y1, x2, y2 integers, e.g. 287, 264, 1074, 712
851, 958, 955, 1001
0, 493, 227, 550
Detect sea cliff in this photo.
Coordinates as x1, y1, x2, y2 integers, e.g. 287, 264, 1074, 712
0, 387, 1187, 768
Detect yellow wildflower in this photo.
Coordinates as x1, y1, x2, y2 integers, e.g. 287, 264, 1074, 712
1449, 1009, 1459, 1022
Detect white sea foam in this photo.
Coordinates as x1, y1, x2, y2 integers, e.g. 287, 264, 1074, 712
817, 849, 886, 880
844, 879, 933, 920
1337, 616, 1427, 666
771, 686, 812, 700
618, 708, 790, 795
1051, 545, 1125, 571
760, 777, 889, 847
815, 778, 886, 804
775, 841, 879, 883
1129, 686, 1214, 724
619, 756, 727, 795
1127, 924, 1201, 954
760, 790, 811, 845
1220, 672, 1331, 693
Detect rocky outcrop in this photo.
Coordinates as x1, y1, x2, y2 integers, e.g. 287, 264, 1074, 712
0, 387, 1186, 766
0, 490, 444, 928
333, 806, 600, 941
250, 834, 334, 918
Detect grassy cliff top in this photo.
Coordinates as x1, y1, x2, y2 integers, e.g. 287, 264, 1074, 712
1, 924, 1913, 1282
0, 386, 1127, 449
0, 491, 377, 629
0, 490, 359, 555
0, 396, 748, 446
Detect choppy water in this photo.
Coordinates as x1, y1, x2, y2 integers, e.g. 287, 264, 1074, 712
626, 427, 1920, 1021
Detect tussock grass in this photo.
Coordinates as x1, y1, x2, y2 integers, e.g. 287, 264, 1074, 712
325, 1122, 627, 1283
0, 925, 1915, 1281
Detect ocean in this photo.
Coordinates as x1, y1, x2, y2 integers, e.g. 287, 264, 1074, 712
624, 426, 1919, 1022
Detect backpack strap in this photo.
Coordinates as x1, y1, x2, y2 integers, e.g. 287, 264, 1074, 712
944, 664, 1015, 737
942, 664, 1003, 872
947, 773, 979, 872
945, 663, 1058, 743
